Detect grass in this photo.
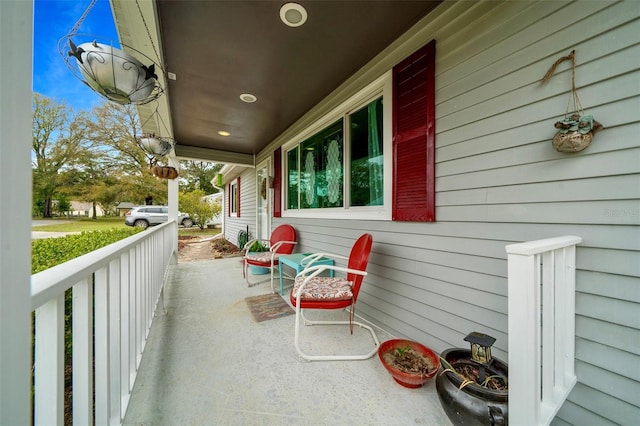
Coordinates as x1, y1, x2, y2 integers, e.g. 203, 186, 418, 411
32, 217, 222, 236
32, 217, 126, 232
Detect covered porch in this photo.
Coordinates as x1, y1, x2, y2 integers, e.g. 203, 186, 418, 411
122, 257, 451, 424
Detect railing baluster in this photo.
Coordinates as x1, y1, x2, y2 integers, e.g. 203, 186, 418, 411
128, 247, 137, 388
94, 266, 110, 426
73, 277, 93, 425
34, 295, 65, 426
120, 252, 131, 415
541, 251, 555, 408
109, 258, 122, 424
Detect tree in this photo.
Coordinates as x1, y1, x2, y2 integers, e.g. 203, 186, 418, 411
32, 94, 93, 217
87, 102, 167, 206
55, 195, 72, 217
179, 160, 222, 194
178, 189, 221, 229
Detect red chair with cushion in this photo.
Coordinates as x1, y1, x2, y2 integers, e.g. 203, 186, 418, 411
290, 233, 379, 361
242, 224, 296, 293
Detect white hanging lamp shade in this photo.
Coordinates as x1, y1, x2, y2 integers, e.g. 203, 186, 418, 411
68, 40, 161, 105
137, 134, 174, 157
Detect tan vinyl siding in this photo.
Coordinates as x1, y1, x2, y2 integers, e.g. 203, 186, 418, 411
265, 1, 640, 424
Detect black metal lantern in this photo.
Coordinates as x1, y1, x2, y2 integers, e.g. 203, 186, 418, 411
464, 331, 496, 365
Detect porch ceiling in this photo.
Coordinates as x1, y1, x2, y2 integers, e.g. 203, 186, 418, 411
115, 1, 441, 164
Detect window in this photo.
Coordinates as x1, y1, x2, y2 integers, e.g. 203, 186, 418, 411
278, 39, 435, 222
229, 178, 240, 217
283, 73, 391, 220
350, 99, 384, 207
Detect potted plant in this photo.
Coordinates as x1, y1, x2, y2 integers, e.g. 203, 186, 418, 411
247, 240, 270, 275
435, 332, 508, 426
378, 339, 440, 388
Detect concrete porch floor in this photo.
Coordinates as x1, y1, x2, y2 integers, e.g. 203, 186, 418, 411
123, 257, 452, 425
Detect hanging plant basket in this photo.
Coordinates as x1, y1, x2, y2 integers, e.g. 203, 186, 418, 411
58, 0, 165, 105
542, 50, 603, 153
138, 134, 174, 157
151, 165, 179, 180
66, 40, 161, 105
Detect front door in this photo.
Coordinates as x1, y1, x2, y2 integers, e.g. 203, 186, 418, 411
256, 159, 271, 242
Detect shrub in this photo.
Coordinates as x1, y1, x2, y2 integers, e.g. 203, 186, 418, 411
32, 228, 142, 273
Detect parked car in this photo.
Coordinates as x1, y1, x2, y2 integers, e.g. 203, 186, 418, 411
124, 206, 193, 229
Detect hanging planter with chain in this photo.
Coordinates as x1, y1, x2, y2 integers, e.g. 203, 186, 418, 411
58, 0, 165, 105
542, 50, 604, 153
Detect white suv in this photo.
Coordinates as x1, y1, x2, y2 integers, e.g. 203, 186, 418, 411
124, 206, 193, 229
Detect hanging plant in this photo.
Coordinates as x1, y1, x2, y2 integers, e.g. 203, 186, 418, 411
58, 0, 165, 105
151, 164, 179, 180
542, 50, 604, 153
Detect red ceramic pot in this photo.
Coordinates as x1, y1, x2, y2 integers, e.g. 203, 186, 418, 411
378, 339, 440, 388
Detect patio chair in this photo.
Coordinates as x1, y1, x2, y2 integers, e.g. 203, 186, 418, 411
290, 233, 379, 361
242, 224, 297, 293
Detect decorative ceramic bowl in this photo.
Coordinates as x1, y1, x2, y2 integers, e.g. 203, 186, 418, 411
378, 339, 440, 388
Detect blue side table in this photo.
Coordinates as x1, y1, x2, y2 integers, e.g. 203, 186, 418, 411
278, 253, 335, 296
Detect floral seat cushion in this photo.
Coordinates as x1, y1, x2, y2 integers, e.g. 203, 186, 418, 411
293, 276, 353, 301
246, 252, 279, 265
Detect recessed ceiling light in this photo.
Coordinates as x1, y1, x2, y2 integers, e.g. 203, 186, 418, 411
280, 3, 307, 27
240, 93, 257, 103
218, 131, 231, 137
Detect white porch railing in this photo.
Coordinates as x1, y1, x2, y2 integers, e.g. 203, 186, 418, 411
506, 235, 582, 425
31, 221, 177, 425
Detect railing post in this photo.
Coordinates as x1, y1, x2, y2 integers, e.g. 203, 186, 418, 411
506, 236, 581, 426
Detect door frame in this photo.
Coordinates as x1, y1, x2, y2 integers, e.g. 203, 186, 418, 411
255, 158, 272, 242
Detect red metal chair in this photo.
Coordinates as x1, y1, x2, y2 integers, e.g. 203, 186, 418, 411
242, 224, 297, 293
290, 233, 379, 361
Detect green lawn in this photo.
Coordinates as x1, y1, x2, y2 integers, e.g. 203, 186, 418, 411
32, 217, 126, 232
32, 217, 221, 236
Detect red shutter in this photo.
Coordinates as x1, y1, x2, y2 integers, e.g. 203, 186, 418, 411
237, 176, 241, 217
273, 148, 282, 217
392, 40, 436, 222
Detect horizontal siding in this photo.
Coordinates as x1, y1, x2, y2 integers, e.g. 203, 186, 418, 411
553, 383, 640, 426
224, 170, 258, 247
268, 2, 639, 425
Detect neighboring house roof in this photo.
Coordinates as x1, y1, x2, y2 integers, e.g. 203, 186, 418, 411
70, 201, 103, 212
202, 193, 223, 202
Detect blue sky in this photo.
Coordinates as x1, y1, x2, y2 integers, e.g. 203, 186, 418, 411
33, 0, 118, 112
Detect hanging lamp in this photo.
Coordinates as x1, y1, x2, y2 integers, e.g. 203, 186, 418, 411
58, 0, 165, 105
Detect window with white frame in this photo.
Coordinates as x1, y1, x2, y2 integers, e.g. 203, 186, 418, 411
283, 74, 391, 220
229, 179, 239, 216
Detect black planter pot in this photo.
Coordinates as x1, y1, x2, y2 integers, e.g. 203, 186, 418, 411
435, 348, 508, 426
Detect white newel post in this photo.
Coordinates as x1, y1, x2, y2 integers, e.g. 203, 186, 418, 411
0, 2, 33, 424
506, 236, 581, 426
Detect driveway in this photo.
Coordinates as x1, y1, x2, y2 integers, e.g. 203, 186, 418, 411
31, 220, 77, 239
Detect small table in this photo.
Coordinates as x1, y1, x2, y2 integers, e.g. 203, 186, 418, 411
278, 253, 335, 296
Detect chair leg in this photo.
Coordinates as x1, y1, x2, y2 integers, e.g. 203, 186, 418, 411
294, 305, 380, 361
244, 263, 274, 288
